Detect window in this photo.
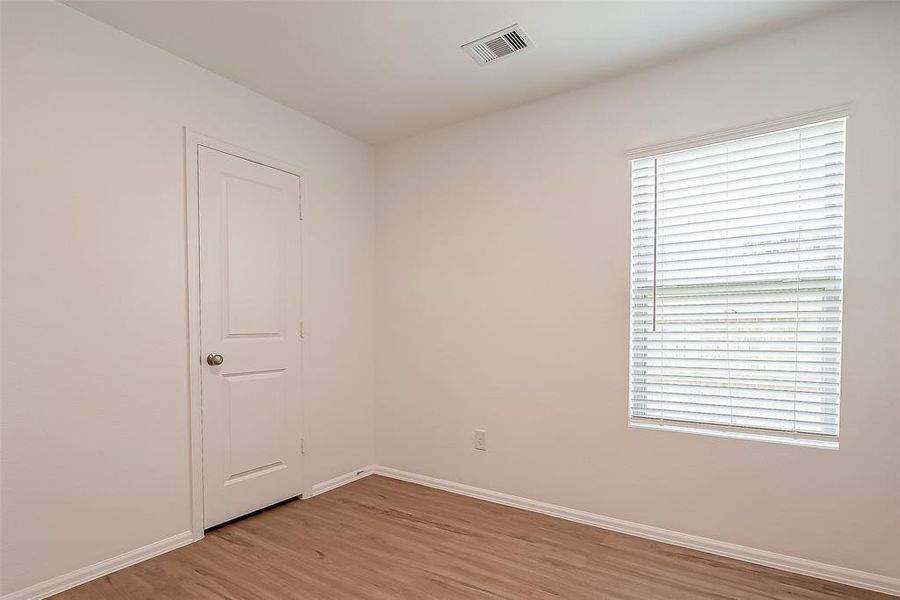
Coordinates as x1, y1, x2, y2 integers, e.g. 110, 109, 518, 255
629, 118, 845, 446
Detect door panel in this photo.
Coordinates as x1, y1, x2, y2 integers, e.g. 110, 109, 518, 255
223, 369, 287, 480
199, 146, 303, 528
224, 177, 286, 337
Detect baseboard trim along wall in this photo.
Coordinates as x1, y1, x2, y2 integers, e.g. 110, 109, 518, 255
308, 465, 378, 498
8, 466, 898, 599
1, 531, 194, 600
365, 466, 900, 597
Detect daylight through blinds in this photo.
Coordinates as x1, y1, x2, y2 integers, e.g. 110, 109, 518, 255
629, 118, 845, 440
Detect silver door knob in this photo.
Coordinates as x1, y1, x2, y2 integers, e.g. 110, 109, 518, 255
206, 353, 224, 366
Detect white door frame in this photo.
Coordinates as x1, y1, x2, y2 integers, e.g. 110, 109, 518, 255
184, 128, 308, 541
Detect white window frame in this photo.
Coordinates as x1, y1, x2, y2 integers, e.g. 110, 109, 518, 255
626, 107, 849, 449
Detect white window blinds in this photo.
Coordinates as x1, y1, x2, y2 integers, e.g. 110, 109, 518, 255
629, 118, 845, 443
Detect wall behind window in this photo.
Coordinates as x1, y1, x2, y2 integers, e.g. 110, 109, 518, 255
375, 2, 900, 578
1, 1, 375, 595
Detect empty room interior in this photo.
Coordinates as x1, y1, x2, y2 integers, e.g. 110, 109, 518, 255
2, 0, 900, 598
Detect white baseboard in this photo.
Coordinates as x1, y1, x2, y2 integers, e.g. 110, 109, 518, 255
372, 466, 900, 597
308, 464, 377, 498
2, 530, 194, 600
8, 467, 897, 599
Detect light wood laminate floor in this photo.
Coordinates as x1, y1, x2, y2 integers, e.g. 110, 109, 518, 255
54, 475, 889, 599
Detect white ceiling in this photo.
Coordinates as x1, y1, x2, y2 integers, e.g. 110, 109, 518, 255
67, 1, 844, 145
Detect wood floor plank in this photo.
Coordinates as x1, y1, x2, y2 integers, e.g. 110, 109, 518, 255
51, 475, 890, 599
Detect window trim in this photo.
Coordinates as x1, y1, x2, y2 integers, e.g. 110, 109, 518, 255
626, 105, 850, 160
626, 109, 849, 448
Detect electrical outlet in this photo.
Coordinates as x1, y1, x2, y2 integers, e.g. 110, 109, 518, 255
474, 429, 487, 451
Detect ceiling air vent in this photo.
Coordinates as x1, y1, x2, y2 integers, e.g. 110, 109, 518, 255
462, 24, 533, 65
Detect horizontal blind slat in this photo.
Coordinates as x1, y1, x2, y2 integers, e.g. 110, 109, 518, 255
633, 401, 838, 420
642, 222, 843, 249
654, 148, 844, 187
658, 163, 844, 195
632, 364, 840, 376
631, 408, 838, 434
633, 387, 838, 404
634, 184, 843, 212
636, 372, 840, 386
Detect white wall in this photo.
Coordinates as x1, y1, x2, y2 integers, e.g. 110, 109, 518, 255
375, 2, 900, 579
1, 1, 375, 595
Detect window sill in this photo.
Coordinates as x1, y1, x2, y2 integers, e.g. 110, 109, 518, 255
629, 419, 839, 449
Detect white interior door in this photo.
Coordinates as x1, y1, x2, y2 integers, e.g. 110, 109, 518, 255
198, 146, 303, 529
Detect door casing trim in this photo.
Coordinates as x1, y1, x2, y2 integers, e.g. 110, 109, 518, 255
184, 128, 307, 541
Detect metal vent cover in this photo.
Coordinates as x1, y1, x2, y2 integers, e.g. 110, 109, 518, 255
462, 24, 532, 65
